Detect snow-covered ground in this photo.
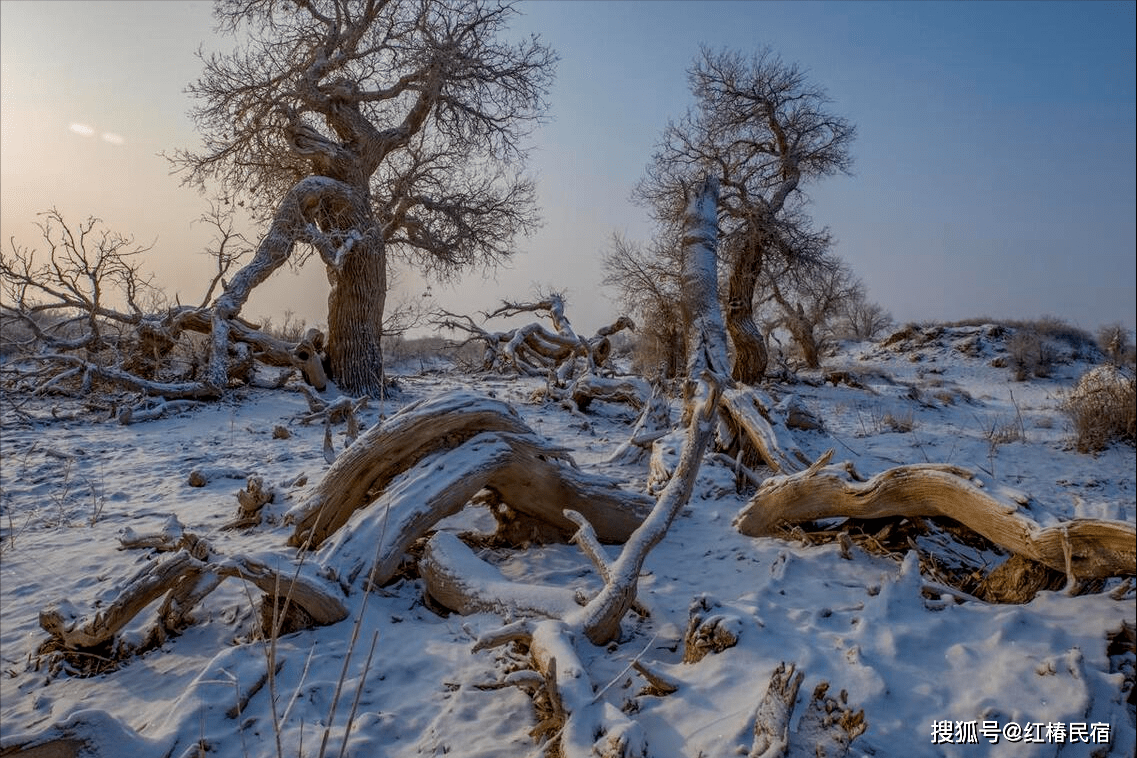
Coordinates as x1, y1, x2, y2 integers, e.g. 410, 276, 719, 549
1, 324, 1134, 757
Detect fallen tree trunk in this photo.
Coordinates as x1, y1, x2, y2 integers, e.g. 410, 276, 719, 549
286, 391, 534, 547
316, 429, 653, 588
734, 453, 1137, 581
39, 549, 347, 653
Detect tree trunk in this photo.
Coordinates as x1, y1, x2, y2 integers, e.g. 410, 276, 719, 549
784, 302, 820, 369
726, 235, 768, 384
326, 235, 386, 396
734, 454, 1137, 581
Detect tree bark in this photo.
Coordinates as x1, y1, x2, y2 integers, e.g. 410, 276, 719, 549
785, 302, 820, 369
725, 234, 768, 384
734, 456, 1137, 581
325, 231, 386, 396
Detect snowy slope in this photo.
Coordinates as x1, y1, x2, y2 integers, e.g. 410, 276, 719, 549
1, 325, 1133, 757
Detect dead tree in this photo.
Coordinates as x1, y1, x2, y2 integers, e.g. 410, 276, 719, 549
435, 296, 636, 386
636, 46, 855, 383
421, 176, 736, 757
736, 452, 1137, 584
0, 209, 330, 409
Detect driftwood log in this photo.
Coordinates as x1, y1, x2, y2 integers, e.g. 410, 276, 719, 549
735, 452, 1137, 582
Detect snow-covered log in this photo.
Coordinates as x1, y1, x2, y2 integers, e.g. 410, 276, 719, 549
289, 390, 653, 552
286, 391, 533, 547
570, 374, 649, 410
735, 454, 1137, 581
314, 428, 653, 588
39, 550, 347, 652
420, 532, 581, 617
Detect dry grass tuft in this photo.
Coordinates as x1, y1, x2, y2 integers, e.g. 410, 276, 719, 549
1063, 366, 1136, 453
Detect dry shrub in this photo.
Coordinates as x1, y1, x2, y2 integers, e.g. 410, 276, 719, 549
1097, 322, 1136, 367
882, 410, 916, 433
1007, 329, 1055, 380
1063, 366, 1136, 452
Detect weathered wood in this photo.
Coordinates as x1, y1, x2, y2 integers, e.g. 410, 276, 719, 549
749, 662, 803, 758
748, 664, 866, 758
720, 387, 811, 474
40, 552, 201, 650
315, 433, 520, 587
571, 175, 729, 647
471, 175, 731, 758
286, 391, 533, 547
420, 532, 581, 618
570, 374, 649, 411
39, 550, 347, 651
608, 383, 672, 465
735, 460, 1137, 581
315, 431, 653, 588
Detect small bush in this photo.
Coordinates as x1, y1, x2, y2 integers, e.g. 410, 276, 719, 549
1063, 366, 1136, 452
1007, 330, 1051, 380
1097, 322, 1136, 367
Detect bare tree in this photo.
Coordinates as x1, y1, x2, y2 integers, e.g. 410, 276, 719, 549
600, 232, 686, 377
1097, 322, 1135, 366
760, 252, 861, 368
0, 210, 167, 390
0, 208, 332, 404
637, 46, 854, 383
836, 284, 893, 342
169, 0, 555, 394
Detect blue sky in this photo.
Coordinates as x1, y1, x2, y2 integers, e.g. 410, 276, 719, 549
2, 1, 1134, 334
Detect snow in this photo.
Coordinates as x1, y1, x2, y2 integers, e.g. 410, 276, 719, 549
1, 325, 1134, 757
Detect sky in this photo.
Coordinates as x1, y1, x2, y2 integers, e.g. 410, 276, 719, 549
1, 0, 1134, 338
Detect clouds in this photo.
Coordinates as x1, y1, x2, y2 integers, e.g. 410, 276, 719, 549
68, 122, 125, 145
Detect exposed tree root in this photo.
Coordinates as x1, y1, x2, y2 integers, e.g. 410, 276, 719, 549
735, 452, 1137, 583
